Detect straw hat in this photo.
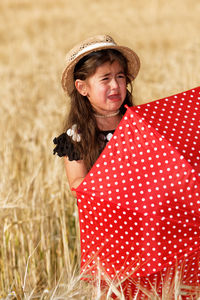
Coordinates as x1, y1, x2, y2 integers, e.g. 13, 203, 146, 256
61, 34, 140, 95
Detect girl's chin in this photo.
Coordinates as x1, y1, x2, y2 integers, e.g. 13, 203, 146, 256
94, 102, 123, 114
108, 102, 123, 110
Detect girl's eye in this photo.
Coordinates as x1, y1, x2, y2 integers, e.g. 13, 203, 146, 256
117, 74, 125, 79
102, 77, 109, 81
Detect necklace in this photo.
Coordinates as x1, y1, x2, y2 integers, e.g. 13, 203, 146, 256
94, 110, 120, 118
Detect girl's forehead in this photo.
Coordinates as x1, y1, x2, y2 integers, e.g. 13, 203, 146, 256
94, 60, 124, 74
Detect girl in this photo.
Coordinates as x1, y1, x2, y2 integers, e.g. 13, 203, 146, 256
53, 34, 140, 196
53, 36, 200, 299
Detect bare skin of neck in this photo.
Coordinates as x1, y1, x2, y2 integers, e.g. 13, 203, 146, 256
96, 114, 122, 131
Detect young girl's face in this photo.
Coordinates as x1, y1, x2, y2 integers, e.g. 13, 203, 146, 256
77, 60, 127, 115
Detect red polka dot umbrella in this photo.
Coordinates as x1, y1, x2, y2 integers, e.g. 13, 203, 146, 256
75, 87, 200, 298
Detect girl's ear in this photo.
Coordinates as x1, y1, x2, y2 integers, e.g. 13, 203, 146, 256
75, 79, 88, 96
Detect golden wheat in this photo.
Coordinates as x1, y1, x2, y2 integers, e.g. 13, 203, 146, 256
0, 0, 200, 298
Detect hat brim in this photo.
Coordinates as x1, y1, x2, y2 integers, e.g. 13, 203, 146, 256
61, 45, 140, 95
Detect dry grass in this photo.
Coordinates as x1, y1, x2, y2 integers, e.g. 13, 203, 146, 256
0, 0, 200, 298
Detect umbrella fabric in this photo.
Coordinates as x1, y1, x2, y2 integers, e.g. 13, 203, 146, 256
75, 87, 200, 298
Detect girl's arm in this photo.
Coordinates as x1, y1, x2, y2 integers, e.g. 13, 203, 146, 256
64, 156, 88, 197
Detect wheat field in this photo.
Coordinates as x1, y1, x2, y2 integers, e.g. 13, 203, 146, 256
0, 0, 200, 298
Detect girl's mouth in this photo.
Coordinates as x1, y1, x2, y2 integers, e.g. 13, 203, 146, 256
108, 94, 121, 101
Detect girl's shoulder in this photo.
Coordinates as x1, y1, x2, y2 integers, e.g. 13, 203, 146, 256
53, 125, 115, 161
53, 125, 81, 161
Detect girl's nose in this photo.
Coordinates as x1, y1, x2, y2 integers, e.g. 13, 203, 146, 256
110, 78, 119, 89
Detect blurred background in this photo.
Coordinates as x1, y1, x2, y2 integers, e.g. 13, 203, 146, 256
0, 0, 199, 298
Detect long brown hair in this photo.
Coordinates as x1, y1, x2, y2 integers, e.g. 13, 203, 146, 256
64, 49, 134, 171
